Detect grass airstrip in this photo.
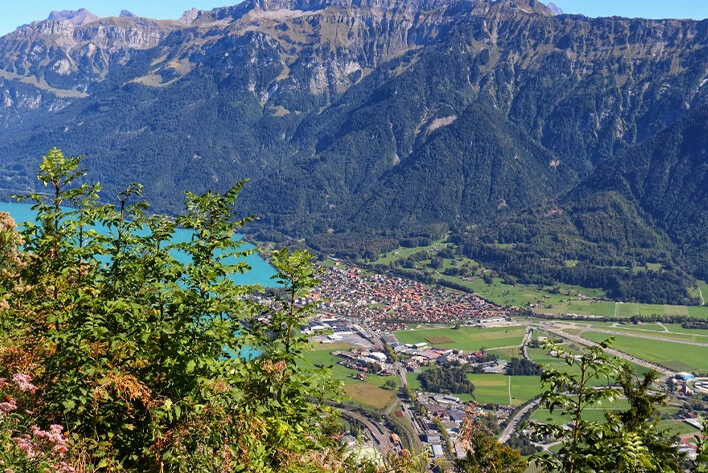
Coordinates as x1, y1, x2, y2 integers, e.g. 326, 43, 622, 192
530, 402, 699, 436
580, 332, 708, 374
555, 321, 708, 343
543, 301, 708, 319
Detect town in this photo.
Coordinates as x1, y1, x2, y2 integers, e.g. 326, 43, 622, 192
308, 263, 512, 331
297, 263, 708, 471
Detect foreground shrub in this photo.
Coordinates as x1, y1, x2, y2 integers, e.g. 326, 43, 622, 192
0, 149, 344, 472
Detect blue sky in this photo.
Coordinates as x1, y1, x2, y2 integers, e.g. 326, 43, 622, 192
549, 0, 708, 20
1, 0, 707, 37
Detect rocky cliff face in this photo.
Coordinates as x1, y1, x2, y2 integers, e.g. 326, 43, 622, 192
0, 9, 182, 125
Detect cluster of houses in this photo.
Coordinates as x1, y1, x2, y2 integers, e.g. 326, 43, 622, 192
311, 266, 511, 330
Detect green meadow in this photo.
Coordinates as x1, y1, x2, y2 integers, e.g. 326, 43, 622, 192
394, 326, 526, 352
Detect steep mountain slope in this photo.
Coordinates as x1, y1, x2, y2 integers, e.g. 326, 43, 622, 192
571, 103, 708, 278
0, 0, 706, 241
464, 104, 708, 304
348, 102, 577, 230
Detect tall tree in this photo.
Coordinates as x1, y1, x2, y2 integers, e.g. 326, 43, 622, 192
454, 430, 526, 473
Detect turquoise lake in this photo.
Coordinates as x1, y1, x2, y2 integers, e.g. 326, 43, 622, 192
0, 202, 277, 287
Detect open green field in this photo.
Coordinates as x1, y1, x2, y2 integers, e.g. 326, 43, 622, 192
407, 370, 539, 406
530, 399, 632, 425
304, 346, 398, 409
373, 246, 609, 309
375, 240, 449, 265
437, 274, 606, 309
527, 347, 648, 385
663, 324, 708, 337
372, 244, 708, 318
510, 376, 542, 406
582, 332, 708, 373
489, 346, 522, 360
394, 326, 526, 351
690, 279, 708, 306
468, 374, 510, 405
657, 419, 704, 436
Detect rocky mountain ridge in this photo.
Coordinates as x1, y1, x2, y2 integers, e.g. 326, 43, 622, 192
47, 8, 101, 25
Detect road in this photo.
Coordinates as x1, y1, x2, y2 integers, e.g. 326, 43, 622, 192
499, 399, 541, 443
544, 327, 677, 379
522, 327, 533, 361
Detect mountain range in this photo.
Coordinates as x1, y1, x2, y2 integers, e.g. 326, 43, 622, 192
0, 0, 706, 303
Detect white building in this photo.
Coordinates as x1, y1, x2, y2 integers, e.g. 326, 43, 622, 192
369, 352, 388, 363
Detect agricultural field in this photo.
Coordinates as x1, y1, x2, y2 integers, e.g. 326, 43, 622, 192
436, 274, 606, 309
304, 346, 398, 410
530, 399, 632, 425
394, 326, 526, 352
467, 374, 510, 405
510, 376, 542, 406
581, 332, 708, 374
690, 279, 708, 306
374, 240, 449, 265
489, 346, 522, 359
662, 324, 708, 337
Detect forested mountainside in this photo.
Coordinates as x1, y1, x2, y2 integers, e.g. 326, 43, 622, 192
459, 104, 708, 304
0, 0, 706, 301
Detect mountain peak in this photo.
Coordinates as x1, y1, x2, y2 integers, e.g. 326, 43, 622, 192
179, 8, 200, 25
119, 10, 139, 18
546, 2, 563, 15
47, 8, 101, 25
